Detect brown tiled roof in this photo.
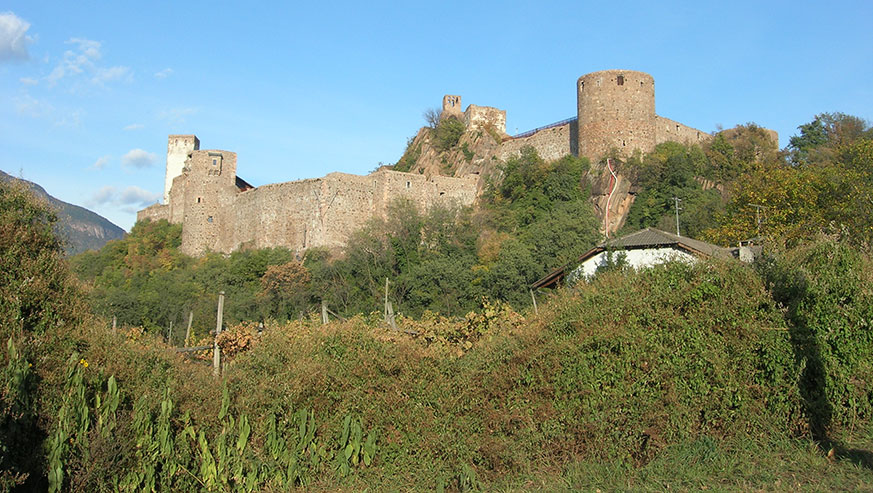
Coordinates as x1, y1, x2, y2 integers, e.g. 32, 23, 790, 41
531, 228, 732, 289
603, 228, 732, 259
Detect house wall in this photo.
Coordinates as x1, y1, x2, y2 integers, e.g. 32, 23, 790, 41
570, 246, 698, 281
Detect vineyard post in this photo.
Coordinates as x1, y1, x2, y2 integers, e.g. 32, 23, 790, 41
185, 311, 193, 347
213, 291, 225, 378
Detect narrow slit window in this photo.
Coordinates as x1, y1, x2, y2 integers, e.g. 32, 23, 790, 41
197, 197, 202, 203
617, 75, 624, 86
406, 181, 411, 189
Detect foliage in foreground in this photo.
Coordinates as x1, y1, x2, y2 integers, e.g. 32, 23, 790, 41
6, 236, 873, 488
20, 251, 870, 490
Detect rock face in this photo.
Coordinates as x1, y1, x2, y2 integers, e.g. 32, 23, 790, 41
397, 120, 639, 236
586, 160, 636, 235
0, 170, 126, 255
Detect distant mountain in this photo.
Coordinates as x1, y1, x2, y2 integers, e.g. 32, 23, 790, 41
0, 170, 126, 255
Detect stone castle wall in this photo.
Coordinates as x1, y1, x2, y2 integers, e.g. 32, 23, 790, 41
464, 104, 506, 134
655, 116, 709, 147
137, 138, 479, 257
138, 70, 776, 255
577, 70, 657, 160
137, 203, 169, 223
489, 70, 715, 165
165, 135, 198, 203
498, 121, 578, 162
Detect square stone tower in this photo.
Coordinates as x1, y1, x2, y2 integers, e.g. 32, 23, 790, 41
165, 135, 200, 203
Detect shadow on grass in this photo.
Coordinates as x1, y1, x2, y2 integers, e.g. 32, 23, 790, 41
784, 278, 873, 472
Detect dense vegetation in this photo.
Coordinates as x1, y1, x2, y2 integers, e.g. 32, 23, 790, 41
620, 114, 873, 249
1, 112, 872, 490
70, 148, 600, 337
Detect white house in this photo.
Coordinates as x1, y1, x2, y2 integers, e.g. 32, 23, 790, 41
531, 228, 754, 289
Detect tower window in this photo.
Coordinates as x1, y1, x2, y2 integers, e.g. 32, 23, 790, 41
406, 181, 411, 189
197, 197, 202, 203
212, 159, 217, 166
617, 75, 624, 86
207, 216, 213, 223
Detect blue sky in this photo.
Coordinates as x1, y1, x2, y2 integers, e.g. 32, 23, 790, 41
1, 1, 871, 230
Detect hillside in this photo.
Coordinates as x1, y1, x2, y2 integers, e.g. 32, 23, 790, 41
0, 170, 125, 255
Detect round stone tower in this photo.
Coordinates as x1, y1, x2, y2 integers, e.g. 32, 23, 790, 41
576, 70, 656, 161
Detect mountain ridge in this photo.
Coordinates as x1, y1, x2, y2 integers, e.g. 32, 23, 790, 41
0, 169, 126, 255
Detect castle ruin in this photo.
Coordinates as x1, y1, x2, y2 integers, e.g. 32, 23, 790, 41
138, 70, 776, 254
138, 136, 478, 256
497, 69, 715, 163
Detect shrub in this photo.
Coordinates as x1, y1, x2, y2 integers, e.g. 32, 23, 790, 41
433, 116, 465, 152
760, 239, 873, 438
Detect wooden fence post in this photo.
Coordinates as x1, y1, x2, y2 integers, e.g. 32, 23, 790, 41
213, 292, 225, 379
185, 311, 193, 347
167, 321, 173, 346
384, 277, 397, 330
112, 316, 117, 334
321, 300, 329, 325
530, 289, 538, 316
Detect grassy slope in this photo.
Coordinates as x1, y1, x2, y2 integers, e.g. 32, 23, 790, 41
47, 258, 872, 490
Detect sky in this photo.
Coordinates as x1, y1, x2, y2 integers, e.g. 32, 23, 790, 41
1, 1, 871, 231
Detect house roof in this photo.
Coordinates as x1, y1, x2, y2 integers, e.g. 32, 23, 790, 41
531, 228, 732, 289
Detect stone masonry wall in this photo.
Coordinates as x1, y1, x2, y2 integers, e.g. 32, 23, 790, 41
161, 155, 477, 256
464, 104, 506, 134
179, 150, 240, 256
655, 116, 710, 147
165, 135, 199, 203
137, 203, 169, 223
498, 121, 578, 162
577, 70, 656, 161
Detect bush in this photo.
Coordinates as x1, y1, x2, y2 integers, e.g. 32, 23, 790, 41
0, 181, 83, 489
433, 116, 465, 152
760, 239, 873, 439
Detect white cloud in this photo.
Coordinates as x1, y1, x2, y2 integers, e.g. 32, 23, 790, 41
154, 68, 173, 79
15, 93, 53, 118
121, 148, 157, 169
89, 185, 116, 205
123, 123, 144, 131
43, 37, 130, 88
119, 186, 160, 206
19, 76, 37, 86
46, 38, 100, 85
91, 155, 111, 169
92, 65, 131, 85
0, 12, 33, 62
14, 93, 81, 127
87, 185, 161, 212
